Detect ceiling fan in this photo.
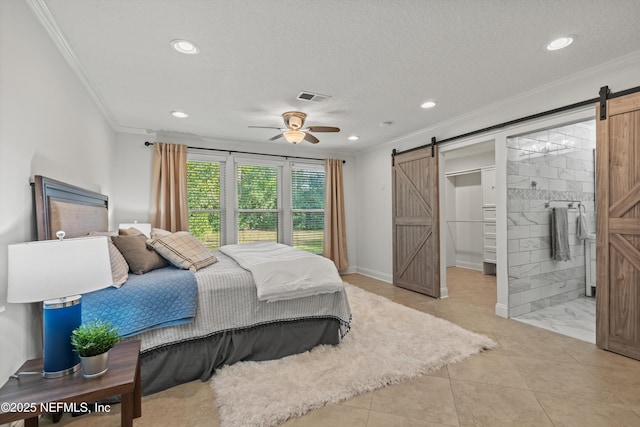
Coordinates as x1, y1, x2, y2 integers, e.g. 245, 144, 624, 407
249, 111, 340, 144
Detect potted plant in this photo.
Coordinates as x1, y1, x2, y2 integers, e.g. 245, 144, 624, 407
71, 320, 121, 378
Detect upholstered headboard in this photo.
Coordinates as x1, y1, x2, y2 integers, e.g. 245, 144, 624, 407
33, 175, 109, 240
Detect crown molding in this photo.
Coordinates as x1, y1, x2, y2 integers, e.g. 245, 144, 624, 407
26, 0, 118, 129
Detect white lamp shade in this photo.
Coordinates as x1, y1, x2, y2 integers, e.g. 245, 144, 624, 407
118, 222, 152, 237
7, 236, 113, 303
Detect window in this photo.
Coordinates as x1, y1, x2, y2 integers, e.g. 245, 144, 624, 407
291, 164, 325, 254
186, 156, 325, 254
187, 161, 225, 250
236, 163, 281, 244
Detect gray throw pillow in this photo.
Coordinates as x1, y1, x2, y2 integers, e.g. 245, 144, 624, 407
111, 234, 168, 274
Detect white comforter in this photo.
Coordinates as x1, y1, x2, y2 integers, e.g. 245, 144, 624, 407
219, 242, 344, 302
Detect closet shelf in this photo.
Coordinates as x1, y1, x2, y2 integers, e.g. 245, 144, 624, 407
444, 168, 481, 177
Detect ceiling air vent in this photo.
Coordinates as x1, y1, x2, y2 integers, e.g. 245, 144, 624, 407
297, 91, 330, 103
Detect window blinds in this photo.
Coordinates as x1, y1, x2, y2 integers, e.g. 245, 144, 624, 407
291, 165, 325, 254
186, 161, 225, 249
236, 164, 281, 244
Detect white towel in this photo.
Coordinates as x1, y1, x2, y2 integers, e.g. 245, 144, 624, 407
577, 204, 590, 240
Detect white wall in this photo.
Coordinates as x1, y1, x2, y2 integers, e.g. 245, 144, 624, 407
111, 132, 154, 226
354, 150, 393, 281
111, 131, 359, 272
355, 50, 640, 312
0, 0, 115, 380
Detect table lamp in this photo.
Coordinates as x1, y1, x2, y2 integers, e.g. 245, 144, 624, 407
7, 233, 112, 378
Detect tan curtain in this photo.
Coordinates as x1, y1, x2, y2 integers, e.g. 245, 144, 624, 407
149, 142, 189, 232
323, 159, 349, 270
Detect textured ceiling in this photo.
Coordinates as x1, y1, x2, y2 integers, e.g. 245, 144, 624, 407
37, 0, 640, 153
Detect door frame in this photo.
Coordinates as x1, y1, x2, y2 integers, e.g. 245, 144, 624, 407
438, 139, 496, 299
437, 107, 596, 318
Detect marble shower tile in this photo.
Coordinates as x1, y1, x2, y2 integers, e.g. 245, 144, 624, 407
508, 175, 530, 189
508, 251, 531, 266
519, 236, 551, 251
519, 163, 539, 177
508, 225, 530, 239
539, 166, 558, 179
548, 155, 567, 169
509, 277, 531, 293
519, 263, 541, 278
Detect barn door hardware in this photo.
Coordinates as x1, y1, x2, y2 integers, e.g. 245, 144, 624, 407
599, 86, 610, 121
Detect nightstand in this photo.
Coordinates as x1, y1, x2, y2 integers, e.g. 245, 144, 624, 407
0, 340, 141, 427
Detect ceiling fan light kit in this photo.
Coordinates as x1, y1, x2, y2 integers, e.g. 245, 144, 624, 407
283, 111, 306, 129
283, 130, 306, 144
250, 111, 340, 145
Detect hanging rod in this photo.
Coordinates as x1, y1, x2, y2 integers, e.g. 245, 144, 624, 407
392, 84, 640, 159
544, 200, 582, 208
144, 142, 345, 163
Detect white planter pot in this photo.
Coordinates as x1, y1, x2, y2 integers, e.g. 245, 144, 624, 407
79, 350, 110, 378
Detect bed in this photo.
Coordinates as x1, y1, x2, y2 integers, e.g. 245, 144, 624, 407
32, 175, 352, 395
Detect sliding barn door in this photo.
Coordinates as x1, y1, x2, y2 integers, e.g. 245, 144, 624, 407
596, 91, 640, 360
392, 148, 440, 297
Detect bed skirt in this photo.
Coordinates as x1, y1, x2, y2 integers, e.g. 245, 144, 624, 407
139, 318, 341, 395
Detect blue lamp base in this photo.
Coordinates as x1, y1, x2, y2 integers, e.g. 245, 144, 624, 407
43, 295, 82, 378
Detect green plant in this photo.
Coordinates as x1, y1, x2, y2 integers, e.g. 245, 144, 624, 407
71, 320, 121, 357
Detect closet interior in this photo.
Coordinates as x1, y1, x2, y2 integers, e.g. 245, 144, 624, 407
443, 142, 496, 275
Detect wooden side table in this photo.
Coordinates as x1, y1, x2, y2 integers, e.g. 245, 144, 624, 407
0, 340, 141, 427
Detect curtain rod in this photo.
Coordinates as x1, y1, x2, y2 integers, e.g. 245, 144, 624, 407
144, 141, 345, 163
392, 84, 640, 159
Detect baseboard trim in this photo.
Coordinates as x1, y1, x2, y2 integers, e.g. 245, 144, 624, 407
353, 266, 392, 284
455, 261, 483, 271
338, 266, 357, 275
495, 303, 508, 318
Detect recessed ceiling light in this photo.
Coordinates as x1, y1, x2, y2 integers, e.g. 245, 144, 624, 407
421, 100, 437, 109
546, 36, 574, 51
171, 110, 189, 118
348, 136, 359, 141
171, 39, 200, 55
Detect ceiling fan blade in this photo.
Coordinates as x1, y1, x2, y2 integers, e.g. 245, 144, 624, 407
306, 126, 340, 133
269, 133, 284, 141
304, 132, 320, 144
249, 126, 283, 130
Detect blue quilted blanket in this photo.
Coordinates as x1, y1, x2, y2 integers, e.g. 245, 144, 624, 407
82, 266, 198, 338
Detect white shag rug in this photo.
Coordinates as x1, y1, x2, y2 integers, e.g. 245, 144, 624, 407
211, 284, 497, 427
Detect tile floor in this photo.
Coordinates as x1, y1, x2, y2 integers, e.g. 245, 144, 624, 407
42, 268, 640, 426
514, 297, 596, 343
